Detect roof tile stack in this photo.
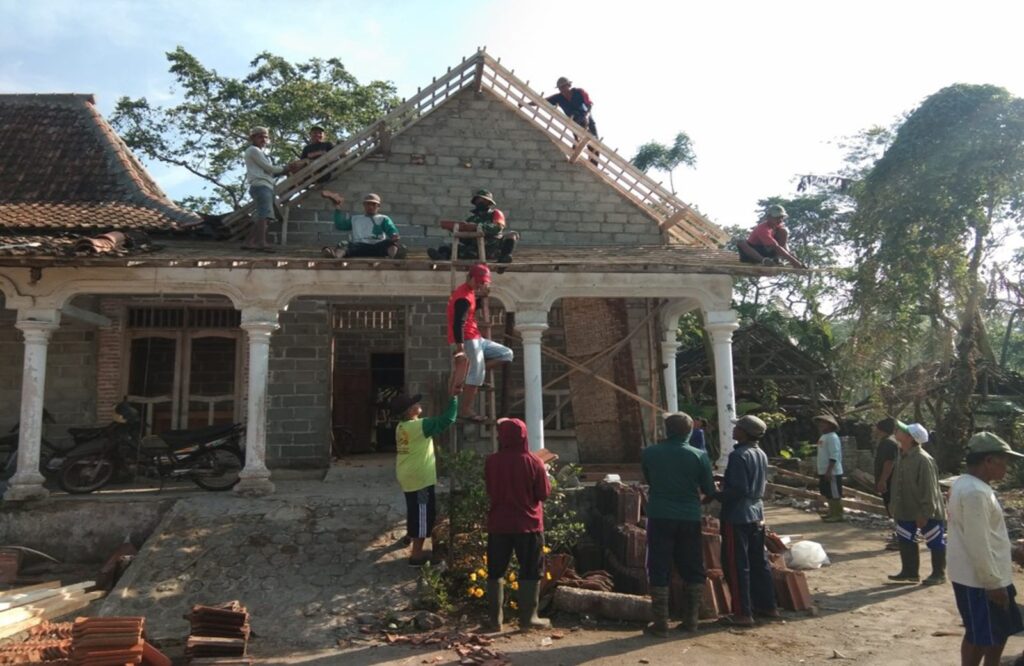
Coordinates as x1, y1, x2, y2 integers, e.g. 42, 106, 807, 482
0, 621, 73, 665
70, 616, 144, 665
184, 601, 252, 665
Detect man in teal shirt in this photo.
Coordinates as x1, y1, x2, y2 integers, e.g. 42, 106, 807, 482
641, 412, 715, 637
320, 190, 407, 259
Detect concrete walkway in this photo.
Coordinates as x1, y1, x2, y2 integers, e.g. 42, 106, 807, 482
100, 455, 419, 649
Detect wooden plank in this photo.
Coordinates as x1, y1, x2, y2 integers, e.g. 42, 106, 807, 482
770, 466, 884, 507
0, 581, 60, 601
0, 584, 102, 640
765, 482, 888, 516
0, 587, 61, 612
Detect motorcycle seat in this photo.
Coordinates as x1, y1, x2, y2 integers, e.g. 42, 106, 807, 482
68, 426, 109, 440
159, 423, 241, 448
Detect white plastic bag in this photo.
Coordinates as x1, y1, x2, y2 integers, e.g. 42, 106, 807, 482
784, 540, 831, 569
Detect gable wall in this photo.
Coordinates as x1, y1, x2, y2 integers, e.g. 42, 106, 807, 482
282, 88, 664, 250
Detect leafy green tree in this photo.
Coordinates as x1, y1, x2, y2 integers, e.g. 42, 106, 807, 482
632, 132, 696, 194
110, 47, 398, 212
848, 84, 1024, 470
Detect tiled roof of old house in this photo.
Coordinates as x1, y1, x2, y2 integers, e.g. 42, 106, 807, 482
0, 94, 201, 255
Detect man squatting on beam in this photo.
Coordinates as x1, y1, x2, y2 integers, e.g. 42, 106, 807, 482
319, 191, 408, 259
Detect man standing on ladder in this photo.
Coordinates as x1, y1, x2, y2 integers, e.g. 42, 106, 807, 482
447, 264, 513, 422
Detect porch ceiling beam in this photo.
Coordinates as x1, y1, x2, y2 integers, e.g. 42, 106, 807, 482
59, 304, 112, 327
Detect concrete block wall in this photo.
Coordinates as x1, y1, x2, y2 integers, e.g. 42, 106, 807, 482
278, 87, 665, 250
0, 304, 97, 449
267, 297, 331, 469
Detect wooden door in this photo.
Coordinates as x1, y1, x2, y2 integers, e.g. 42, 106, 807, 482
332, 369, 374, 454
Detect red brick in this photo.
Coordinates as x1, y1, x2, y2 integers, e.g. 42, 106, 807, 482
702, 532, 722, 570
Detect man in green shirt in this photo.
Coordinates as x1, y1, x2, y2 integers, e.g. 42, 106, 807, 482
320, 191, 407, 259
427, 190, 518, 263
641, 412, 715, 637
391, 392, 458, 567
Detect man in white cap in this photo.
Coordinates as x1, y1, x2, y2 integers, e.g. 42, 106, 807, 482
319, 190, 406, 258
948, 432, 1024, 665
887, 421, 946, 585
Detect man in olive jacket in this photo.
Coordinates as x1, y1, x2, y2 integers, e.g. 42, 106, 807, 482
888, 421, 946, 585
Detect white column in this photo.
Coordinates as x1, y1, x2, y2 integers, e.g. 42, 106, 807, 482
661, 330, 681, 414
235, 308, 279, 496
706, 310, 740, 469
4, 310, 60, 502
515, 309, 549, 452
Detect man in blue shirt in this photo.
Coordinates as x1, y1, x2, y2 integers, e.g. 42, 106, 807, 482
546, 77, 598, 137
713, 415, 779, 626
641, 412, 715, 637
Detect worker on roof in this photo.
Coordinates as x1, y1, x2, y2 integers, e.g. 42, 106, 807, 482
446, 263, 513, 422
319, 190, 407, 259
736, 204, 807, 268
300, 125, 335, 185
242, 126, 301, 252
546, 77, 598, 138
428, 190, 518, 263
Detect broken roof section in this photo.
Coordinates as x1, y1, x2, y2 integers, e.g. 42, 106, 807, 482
0, 93, 201, 255
222, 49, 728, 248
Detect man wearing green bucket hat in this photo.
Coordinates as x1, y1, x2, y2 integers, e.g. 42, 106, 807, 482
948, 432, 1024, 665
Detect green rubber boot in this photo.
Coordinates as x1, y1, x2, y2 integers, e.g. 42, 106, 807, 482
483, 579, 504, 632
643, 586, 670, 637
518, 580, 551, 631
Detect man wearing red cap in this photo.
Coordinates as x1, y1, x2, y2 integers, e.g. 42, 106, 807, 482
483, 418, 551, 633
446, 263, 514, 421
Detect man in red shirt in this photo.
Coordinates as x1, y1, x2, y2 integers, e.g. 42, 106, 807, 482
447, 264, 514, 421
483, 418, 551, 633
736, 205, 806, 268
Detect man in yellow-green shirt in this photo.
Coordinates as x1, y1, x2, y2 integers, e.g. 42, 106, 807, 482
391, 392, 458, 567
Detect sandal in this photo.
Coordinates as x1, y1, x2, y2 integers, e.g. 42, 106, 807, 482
322, 246, 340, 259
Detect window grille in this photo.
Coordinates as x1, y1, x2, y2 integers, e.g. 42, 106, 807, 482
332, 307, 404, 331
128, 307, 240, 329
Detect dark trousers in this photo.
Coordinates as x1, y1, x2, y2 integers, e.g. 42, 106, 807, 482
487, 532, 544, 581
646, 517, 704, 587
344, 239, 406, 259
452, 235, 517, 260
722, 522, 777, 617
404, 486, 436, 539
818, 474, 844, 499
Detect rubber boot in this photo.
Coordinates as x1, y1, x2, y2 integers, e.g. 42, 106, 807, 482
518, 580, 551, 631
822, 499, 845, 523
887, 541, 920, 582
643, 586, 670, 638
483, 579, 504, 632
922, 549, 946, 586
677, 584, 703, 632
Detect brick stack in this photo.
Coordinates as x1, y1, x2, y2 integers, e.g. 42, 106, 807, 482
70, 616, 144, 665
598, 483, 649, 594
0, 621, 72, 665
0, 549, 21, 585
768, 554, 813, 611
184, 601, 252, 665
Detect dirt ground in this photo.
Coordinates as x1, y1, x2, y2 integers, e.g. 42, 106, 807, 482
255, 503, 1024, 666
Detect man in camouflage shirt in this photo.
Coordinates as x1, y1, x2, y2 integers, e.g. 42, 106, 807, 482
428, 190, 519, 263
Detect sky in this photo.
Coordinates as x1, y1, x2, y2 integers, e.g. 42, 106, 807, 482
3, 0, 1024, 229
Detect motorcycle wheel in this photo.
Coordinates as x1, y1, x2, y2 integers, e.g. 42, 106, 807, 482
191, 448, 243, 491
58, 455, 115, 494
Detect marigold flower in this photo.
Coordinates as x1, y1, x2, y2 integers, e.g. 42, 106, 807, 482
543, 546, 551, 554
546, 572, 553, 580
507, 572, 516, 582
474, 587, 485, 598
477, 568, 487, 578
510, 601, 518, 610
469, 573, 477, 582
510, 581, 519, 591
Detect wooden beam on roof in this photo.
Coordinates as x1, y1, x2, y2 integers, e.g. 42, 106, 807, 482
569, 136, 591, 164
59, 304, 112, 327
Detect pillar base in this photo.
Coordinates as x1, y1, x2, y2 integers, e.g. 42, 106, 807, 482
4, 476, 50, 502
234, 471, 275, 497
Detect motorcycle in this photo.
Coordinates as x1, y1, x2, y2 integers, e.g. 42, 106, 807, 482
58, 401, 246, 494
0, 408, 84, 480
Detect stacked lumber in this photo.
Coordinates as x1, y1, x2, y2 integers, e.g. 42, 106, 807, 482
70, 616, 145, 665
0, 621, 73, 665
184, 601, 252, 665
0, 582, 104, 641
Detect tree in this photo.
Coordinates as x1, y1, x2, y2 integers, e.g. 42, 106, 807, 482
110, 47, 399, 212
848, 84, 1024, 470
631, 132, 696, 194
